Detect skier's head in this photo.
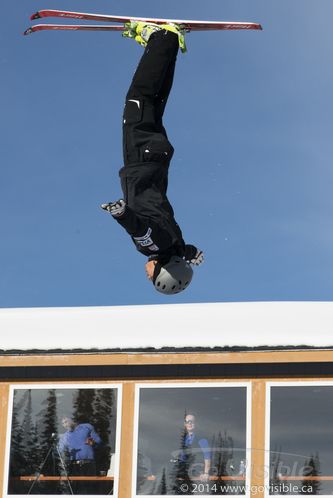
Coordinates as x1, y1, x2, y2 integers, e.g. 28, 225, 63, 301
145, 256, 193, 295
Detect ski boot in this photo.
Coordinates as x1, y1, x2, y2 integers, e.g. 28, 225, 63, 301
101, 199, 126, 218
123, 21, 187, 53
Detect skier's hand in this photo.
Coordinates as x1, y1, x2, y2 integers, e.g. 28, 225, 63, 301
101, 199, 126, 218
190, 249, 204, 266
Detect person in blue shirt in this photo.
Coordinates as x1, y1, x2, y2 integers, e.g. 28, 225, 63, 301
58, 416, 102, 477
180, 413, 211, 481
169, 412, 211, 491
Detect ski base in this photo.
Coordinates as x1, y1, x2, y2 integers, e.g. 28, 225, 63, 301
24, 24, 124, 35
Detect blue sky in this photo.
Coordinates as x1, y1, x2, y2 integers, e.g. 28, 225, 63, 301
1, 0, 333, 307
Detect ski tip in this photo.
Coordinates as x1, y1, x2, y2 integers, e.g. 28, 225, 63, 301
23, 27, 33, 36
30, 12, 41, 21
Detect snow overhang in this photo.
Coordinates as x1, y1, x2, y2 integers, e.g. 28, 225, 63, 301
0, 302, 333, 352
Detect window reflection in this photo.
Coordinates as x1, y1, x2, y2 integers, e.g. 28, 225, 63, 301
136, 385, 249, 496
269, 385, 333, 495
7, 386, 119, 495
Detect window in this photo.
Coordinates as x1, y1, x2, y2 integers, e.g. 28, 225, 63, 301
266, 382, 333, 496
4, 384, 122, 496
133, 383, 251, 497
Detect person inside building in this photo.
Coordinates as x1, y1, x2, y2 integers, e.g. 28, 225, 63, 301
169, 412, 211, 491
59, 416, 101, 475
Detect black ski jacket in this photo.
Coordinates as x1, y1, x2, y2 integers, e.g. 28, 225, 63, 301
115, 160, 198, 263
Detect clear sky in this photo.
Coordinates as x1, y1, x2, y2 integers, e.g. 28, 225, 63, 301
1, 0, 333, 308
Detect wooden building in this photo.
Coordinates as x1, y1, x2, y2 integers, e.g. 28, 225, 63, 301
1, 302, 333, 498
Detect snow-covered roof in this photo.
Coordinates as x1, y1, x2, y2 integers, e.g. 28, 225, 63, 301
0, 302, 333, 352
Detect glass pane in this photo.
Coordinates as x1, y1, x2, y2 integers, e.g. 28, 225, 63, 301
269, 385, 333, 495
136, 385, 248, 496
7, 386, 118, 495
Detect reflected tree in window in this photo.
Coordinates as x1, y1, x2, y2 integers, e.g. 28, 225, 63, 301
38, 389, 59, 476
20, 390, 40, 476
10, 391, 26, 478
168, 420, 194, 495
159, 468, 168, 495
73, 388, 95, 422
92, 389, 115, 473
210, 431, 238, 495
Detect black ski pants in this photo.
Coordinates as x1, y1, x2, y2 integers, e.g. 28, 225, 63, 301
122, 30, 179, 167
116, 31, 185, 252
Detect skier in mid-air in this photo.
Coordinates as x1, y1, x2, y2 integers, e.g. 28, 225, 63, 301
102, 22, 204, 295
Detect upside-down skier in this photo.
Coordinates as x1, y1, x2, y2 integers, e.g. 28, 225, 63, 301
102, 22, 204, 295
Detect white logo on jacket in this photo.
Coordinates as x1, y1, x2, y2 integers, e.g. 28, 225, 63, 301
134, 228, 159, 251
